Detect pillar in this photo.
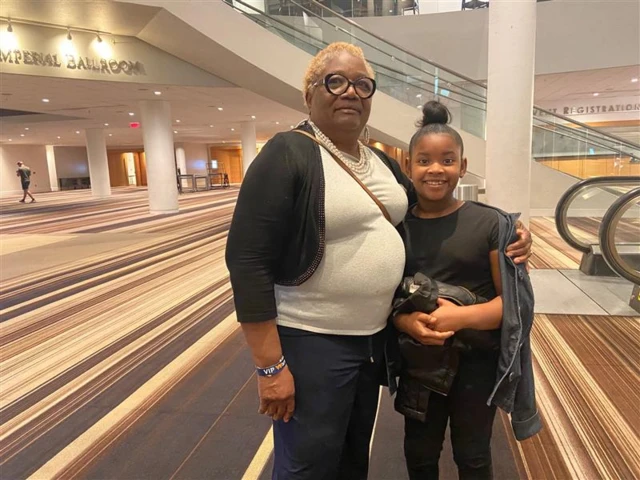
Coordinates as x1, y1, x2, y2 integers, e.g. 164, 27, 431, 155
485, 0, 536, 225
45, 145, 59, 192
85, 128, 111, 198
175, 143, 187, 175
139, 100, 179, 213
241, 121, 257, 176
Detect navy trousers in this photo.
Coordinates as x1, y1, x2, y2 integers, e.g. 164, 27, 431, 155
272, 326, 386, 480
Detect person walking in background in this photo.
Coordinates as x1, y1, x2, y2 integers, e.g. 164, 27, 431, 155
16, 161, 36, 203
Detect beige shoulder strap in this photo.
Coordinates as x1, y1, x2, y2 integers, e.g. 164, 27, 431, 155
294, 129, 392, 224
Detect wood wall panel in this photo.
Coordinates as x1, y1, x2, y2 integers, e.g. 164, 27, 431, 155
537, 156, 640, 179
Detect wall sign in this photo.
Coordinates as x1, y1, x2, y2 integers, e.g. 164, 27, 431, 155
0, 49, 145, 76
540, 102, 640, 116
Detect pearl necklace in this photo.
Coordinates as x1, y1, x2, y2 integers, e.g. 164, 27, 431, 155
308, 120, 372, 176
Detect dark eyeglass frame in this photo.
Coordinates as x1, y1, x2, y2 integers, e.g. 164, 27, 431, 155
314, 73, 377, 99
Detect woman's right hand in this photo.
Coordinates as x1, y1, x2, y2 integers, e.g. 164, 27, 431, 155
258, 366, 295, 422
393, 312, 454, 346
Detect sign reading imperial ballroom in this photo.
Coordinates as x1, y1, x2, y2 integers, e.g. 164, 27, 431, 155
0, 49, 145, 76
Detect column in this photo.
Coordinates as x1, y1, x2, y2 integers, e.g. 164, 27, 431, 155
241, 121, 257, 176
85, 128, 111, 198
139, 100, 179, 214
45, 145, 59, 192
175, 143, 187, 175
485, 0, 536, 225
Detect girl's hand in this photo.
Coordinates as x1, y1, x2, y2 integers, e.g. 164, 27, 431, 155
507, 220, 532, 271
431, 298, 468, 332
393, 311, 454, 346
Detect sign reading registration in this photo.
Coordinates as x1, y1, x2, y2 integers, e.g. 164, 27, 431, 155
0, 49, 145, 76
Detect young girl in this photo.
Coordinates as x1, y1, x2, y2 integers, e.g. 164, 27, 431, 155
392, 101, 516, 480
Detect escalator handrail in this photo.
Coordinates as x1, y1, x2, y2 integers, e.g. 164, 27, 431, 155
599, 187, 640, 285
298, 0, 640, 153
555, 176, 640, 253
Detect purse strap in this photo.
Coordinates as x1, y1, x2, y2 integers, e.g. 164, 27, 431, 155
294, 129, 392, 223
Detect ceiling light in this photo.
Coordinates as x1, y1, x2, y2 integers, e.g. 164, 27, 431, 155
104, 123, 109, 126
57, 136, 61, 139
20, 134, 24, 137
25, 127, 29, 130
251, 115, 256, 119
76, 131, 80, 134
174, 130, 178, 134
108, 133, 113, 137
416, 94, 422, 98
593, 92, 599, 97
218, 107, 223, 111
7, 21, 12, 33
42, 98, 50, 103
222, 141, 226, 144
275, 121, 280, 125
290, 125, 294, 128
66, 29, 72, 41
632, 78, 639, 83
8, 139, 12, 141
231, 128, 235, 131
128, 112, 135, 116
176, 119, 180, 123
209, 124, 214, 127
417, 105, 422, 109
154, 91, 162, 95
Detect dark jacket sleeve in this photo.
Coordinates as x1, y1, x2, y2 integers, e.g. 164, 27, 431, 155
225, 134, 296, 323
511, 336, 542, 440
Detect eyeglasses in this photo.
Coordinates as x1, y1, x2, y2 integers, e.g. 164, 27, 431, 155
315, 73, 377, 99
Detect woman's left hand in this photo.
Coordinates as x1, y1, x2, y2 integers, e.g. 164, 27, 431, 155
506, 220, 532, 270
430, 298, 467, 332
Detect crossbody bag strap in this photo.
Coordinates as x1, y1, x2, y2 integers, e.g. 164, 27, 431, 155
293, 129, 392, 223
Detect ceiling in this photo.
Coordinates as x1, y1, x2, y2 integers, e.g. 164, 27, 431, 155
534, 65, 640, 101
0, 74, 308, 147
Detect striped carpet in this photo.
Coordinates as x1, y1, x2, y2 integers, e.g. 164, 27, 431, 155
1, 188, 638, 479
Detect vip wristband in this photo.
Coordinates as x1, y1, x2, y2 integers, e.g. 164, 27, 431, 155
256, 356, 287, 377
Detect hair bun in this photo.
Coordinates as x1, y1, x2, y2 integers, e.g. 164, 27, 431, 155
420, 100, 451, 127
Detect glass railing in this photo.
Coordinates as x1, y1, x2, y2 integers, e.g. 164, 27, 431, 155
227, 0, 640, 177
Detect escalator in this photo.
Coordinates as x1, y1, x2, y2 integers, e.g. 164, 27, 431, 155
555, 177, 640, 312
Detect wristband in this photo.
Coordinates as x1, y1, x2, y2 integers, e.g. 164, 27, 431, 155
256, 356, 286, 377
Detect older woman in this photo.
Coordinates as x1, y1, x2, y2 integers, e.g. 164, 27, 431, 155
225, 42, 531, 480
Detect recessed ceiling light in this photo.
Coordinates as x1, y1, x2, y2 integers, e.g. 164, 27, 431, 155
209, 124, 214, 128
20, 134, 24, 137
8, 139, 12, 141
108, 133, 113, 137
218, 107, 223, 111
251, 115, 256, 119
632, 78, 639, 83
42, 98, 50, 103
593, 92, 599, 97
231, 128, 235, 131
417, 105, 422, 109
222, 141, 226, 144
154, 91, 162, 95
57, 136, 61, 139
176, 119, 180, 123
104, 123, 109, 126
128, 112, 135, 116
24, 127, 29, 130
174, 130, 178, 134
290, 125, 294, 128
416, 94, 422, 98
76, 131, 80, 134
276, 122, 280, 125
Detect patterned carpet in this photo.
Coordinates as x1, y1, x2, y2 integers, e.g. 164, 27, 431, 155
1, 188, 638, 479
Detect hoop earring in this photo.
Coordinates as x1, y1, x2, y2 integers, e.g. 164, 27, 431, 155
363, 126, 370, 144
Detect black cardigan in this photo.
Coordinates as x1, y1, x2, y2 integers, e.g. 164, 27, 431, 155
225, 123, 414, 323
